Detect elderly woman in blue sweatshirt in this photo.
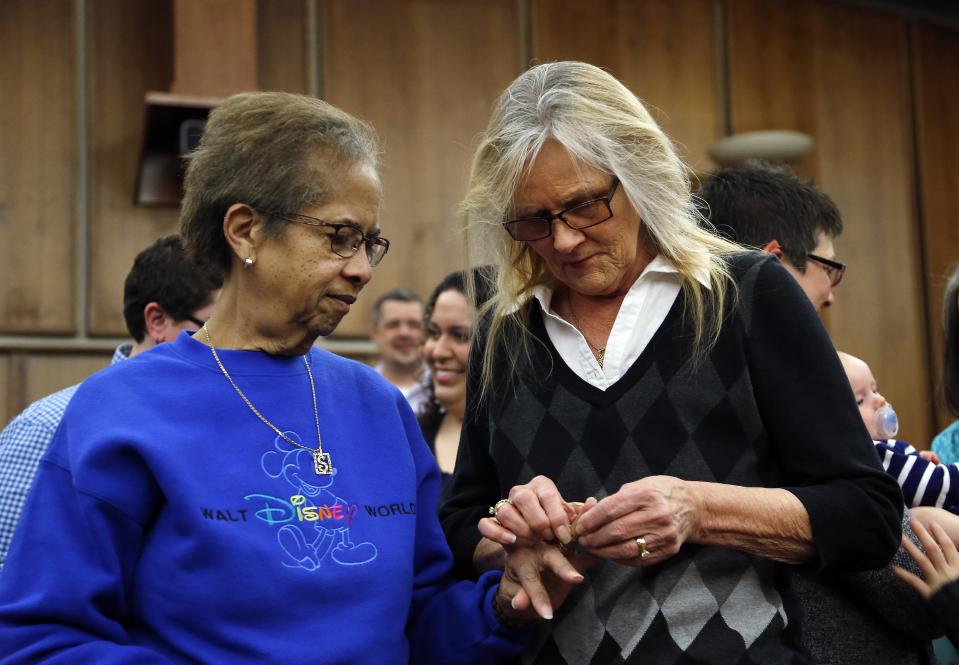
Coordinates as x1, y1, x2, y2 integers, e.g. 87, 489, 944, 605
0, 93, 581, 664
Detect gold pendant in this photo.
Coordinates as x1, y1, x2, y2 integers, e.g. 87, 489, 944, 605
313, 450, 333, 475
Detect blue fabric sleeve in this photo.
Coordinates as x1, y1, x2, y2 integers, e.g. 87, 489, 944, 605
933, 421, 959, 466
0, 460, 168, 663
398, 395, 528, 664
875, 438, 959, 513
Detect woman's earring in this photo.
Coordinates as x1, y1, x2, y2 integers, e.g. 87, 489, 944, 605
244, 256, 255, 271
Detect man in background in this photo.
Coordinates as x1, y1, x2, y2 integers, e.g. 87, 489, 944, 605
0, 235, 221, 571
698, 162, 845, 311
369, 288, 429, 413
698, 164, 939, 664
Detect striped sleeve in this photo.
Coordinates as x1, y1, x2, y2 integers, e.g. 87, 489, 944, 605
875, 439, 959, 513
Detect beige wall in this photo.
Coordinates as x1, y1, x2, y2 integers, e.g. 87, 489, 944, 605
1, 0, 957, 446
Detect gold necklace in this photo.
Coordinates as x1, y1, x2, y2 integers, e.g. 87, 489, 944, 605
201, 325, 333, 475
567, 298, 606, 368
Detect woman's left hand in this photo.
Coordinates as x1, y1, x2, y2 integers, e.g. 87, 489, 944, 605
573, 475, 701, 566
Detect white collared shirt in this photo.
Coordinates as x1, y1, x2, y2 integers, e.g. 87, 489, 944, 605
532, 255, 710, 390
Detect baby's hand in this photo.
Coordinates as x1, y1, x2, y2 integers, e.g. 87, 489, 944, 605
919, 450, 942, 465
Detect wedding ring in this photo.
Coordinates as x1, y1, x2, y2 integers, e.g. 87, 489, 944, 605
636, 536, 651, 559
489, 516, 502, 527
489, 498, 512, 517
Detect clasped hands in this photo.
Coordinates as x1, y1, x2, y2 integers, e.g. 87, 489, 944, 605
490, 475, 702, 623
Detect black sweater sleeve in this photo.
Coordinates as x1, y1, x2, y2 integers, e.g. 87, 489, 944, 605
929, 579, 959, 647
743, 255, 903, 571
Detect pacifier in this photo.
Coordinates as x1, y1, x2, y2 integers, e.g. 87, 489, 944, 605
873, 403, 899, 439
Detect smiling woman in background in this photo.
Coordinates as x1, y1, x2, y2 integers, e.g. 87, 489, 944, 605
418, 267, 495, 498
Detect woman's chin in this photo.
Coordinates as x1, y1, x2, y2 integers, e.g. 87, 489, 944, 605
304, 311, 345, 339
433, 384, 465, 409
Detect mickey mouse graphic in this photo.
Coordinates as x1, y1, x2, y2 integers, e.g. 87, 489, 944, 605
260, 433, 377, 570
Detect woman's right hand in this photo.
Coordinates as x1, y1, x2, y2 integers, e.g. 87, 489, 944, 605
479, 476, 580, 546
573, 475, 698, 567
493, 540, 593, 623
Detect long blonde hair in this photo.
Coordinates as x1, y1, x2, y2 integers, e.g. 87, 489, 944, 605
462, 61, 739, 401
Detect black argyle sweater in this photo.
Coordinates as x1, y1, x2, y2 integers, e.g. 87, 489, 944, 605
441, 252, 902, 665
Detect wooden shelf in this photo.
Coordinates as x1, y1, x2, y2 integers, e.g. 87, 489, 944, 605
134, 92, 223, 206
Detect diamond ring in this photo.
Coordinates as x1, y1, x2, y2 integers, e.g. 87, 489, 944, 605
636, 536, 651, 559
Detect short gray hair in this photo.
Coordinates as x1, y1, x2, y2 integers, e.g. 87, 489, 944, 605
180, 92, 381, 275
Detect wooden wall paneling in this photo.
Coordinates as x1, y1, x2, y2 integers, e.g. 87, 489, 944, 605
729, 0, 931, 444
811, 3, 930, 446
257, 0, 310, 93
22, 352, 112, 409
913, 20, 959, 431
87, 0, 179, 336
0, 0, 77, 333
322, 0, 521, 335
725, 0, 818, 180
172, 0, 257, 97
531, 0, 722, 172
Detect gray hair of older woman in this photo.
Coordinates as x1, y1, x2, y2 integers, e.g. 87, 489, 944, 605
461, 61, 738, 397
179, 92, 381, 274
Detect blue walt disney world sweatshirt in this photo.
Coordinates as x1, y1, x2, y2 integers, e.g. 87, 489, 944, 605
0, 332, 525, 664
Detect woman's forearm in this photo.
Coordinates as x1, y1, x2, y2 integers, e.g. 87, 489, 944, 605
688, 482, 814, 564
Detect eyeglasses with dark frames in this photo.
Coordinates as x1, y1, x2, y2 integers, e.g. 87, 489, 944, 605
807, 253, 846, 287
183, 315, 208, 328
504, 178, 620, 242
262, 210, 390, 267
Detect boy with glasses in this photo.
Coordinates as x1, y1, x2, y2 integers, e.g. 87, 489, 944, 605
697, 162, 845, 312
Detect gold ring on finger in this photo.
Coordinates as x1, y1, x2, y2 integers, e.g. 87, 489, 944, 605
636, 536, 651, 559
489, 498, 512, 517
